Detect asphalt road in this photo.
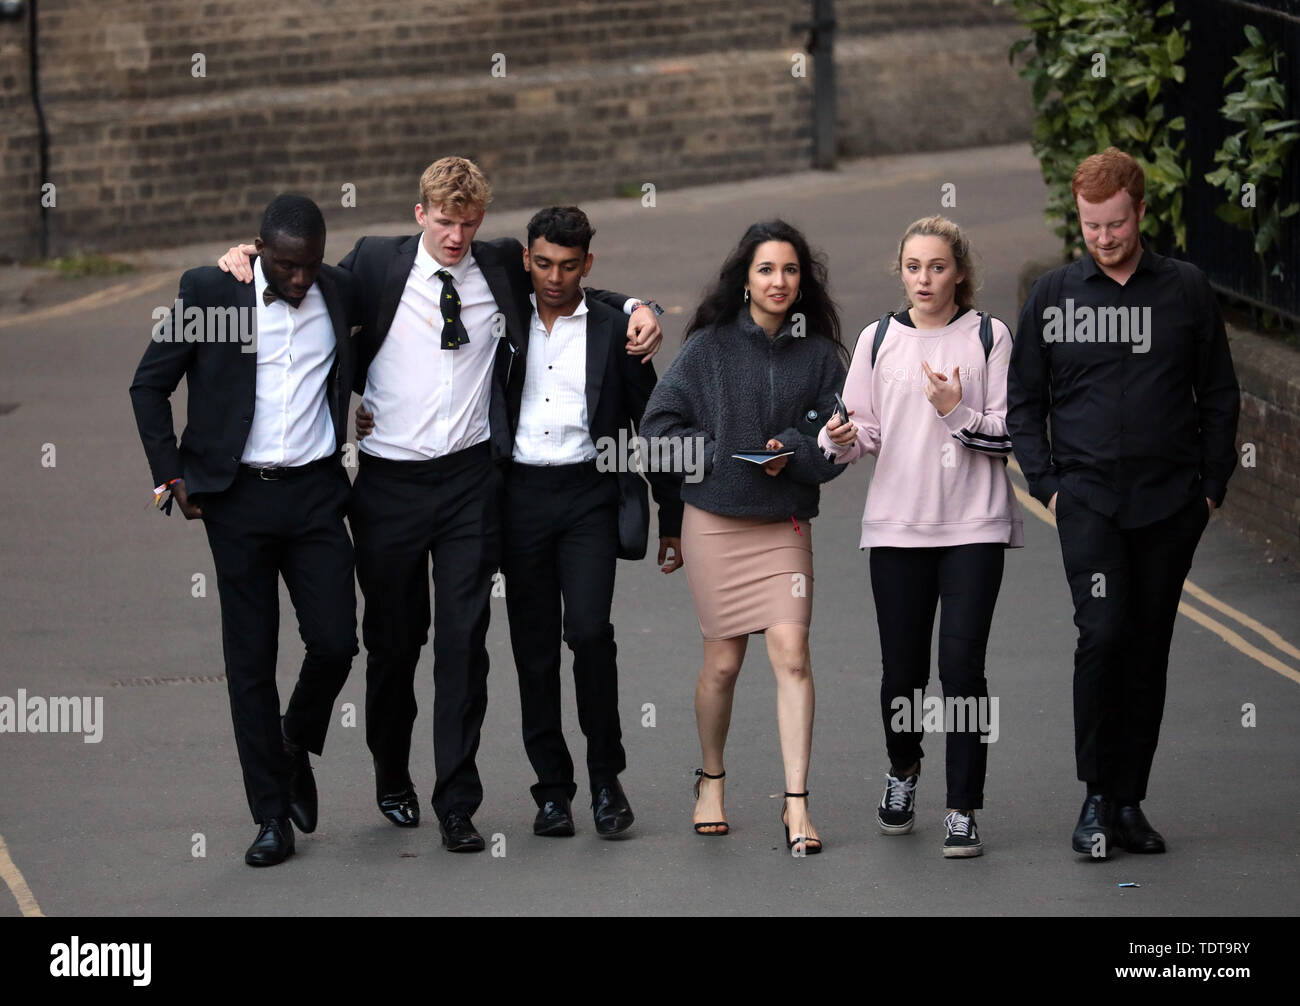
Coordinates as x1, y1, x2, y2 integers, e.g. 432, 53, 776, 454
1, 144, 1297, 917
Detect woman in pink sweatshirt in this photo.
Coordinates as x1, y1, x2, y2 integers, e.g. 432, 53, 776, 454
819, 216, 1023, 858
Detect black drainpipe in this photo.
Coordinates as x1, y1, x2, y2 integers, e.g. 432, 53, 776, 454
9, 0, 51, 258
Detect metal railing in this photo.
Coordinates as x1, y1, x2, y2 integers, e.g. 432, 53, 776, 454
1179, 0, 1300, 324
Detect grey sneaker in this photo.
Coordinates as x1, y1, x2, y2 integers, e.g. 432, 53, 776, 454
877, 771, 919, 834
943, 810, 983, 858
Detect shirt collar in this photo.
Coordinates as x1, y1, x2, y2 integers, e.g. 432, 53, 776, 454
1080, 243, 1159, 282
416, 235, 474, 284
529, 291, 589, 323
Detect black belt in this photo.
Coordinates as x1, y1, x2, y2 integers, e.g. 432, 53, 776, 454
238, 455, 338, 481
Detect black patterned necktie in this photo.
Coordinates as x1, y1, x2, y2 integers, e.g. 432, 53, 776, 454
435, 269, 470, 350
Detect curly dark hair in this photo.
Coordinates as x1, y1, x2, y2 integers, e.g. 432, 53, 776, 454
684, 219, 846, 364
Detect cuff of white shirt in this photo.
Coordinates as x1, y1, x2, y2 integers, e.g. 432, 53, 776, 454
623, 298, 639, 316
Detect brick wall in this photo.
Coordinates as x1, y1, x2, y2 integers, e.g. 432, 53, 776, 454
1225, 326, 1300, 563
0, 0, 1025, 260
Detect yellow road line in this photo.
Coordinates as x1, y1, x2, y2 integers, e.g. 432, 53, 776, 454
0, 272, 175, 330
0, 832, 44, 917
1178, 602, 1300, 685
1181, 580, 1300, 662
1008, 480, 1300, 684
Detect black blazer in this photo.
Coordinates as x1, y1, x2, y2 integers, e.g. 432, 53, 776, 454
506, 296, 684, 538
129, 263, 361, 496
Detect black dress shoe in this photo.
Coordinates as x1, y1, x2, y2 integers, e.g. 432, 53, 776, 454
377, 789, 421, 828
284, 736, 317, 834
439, 811, 485, 852
245, 818, 295, 867
1113, 803, 1167, 853
1071, 793, 1113, 857
591, 779, 634, 837
534, 798, 576, 837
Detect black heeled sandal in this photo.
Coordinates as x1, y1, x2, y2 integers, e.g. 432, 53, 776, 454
693, 769, 729, 836
781, 791, 822, 854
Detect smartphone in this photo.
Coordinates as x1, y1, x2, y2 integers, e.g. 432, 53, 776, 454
833, 392, 849, 425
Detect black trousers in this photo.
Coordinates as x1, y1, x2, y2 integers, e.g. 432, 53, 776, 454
200, 462, 357, 823
503, 462, 625, 805
350, 443, 501, 820
869, 543, 1006, 810
1055, 490, 1209, 803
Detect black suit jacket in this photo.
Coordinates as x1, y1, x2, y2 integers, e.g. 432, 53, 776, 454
129, 263, 361, 496
337, 232, 637, 463
506, 296, 684, 538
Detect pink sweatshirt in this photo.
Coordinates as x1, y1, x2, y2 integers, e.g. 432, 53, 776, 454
818, 310, 1024, 549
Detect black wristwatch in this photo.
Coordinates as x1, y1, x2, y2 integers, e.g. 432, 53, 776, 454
633, 299, 665, 317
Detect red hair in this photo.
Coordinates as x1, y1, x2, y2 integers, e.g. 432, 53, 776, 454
1072, 147, 1145, 205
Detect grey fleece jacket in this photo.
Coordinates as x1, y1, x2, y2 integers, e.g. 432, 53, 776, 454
640, 308, 848, 522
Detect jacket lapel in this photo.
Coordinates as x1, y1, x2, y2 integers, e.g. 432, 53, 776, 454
375, 234, 420, 340
585, 305, 613, 427
235, 276, 258, 396
473, 240, 526, 355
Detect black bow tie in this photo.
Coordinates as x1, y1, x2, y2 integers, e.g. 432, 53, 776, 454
263, 286, 304, 309
435, 269, 470, 350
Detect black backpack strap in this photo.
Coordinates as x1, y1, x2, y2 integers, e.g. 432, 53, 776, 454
869, 312, 895, 367
978, 311, 993, 360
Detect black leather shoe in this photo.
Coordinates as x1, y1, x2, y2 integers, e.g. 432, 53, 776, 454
592, 779, 634, 837
1113, 803, 1166, 853
284, 735, 317, 834
439, 811, 485, 852
534, 798, 576, 837
377, 789, 421, 828
245, 818, 295, 867
1071, 793, 1113, 858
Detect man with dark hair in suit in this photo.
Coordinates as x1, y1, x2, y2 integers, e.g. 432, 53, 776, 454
507, 207, 683, 836
219, 159, 662, 852
131, 194, 361, 867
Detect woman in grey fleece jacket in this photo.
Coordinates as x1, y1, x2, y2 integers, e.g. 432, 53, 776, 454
640, 220, 847, 853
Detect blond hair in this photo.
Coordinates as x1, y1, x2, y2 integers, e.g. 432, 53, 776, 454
892, 215, 979, 311
419, 157, 493, 215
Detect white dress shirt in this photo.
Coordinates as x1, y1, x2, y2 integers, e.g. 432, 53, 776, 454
512, 294, 597, 465
360, 237, 502, 460
242, 258, 337, 466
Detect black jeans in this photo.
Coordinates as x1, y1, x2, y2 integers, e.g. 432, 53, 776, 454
200, 462, 357, 823
869, 543, 1006, 810
1055, 489, 1209, 803
503, 462, 625, 805
350, 443, 502, 820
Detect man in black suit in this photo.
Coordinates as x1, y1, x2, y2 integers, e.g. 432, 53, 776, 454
221, 158, 661, 851
130, 195, 360, 867
505, 207, 683, 836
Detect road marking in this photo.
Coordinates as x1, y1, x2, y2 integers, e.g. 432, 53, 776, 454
0, 832, 44, 917
0, 272, 174, 330
1181, 580, 1300, 662
1007, 477, 1300, 684
1178, 602, 1300, 686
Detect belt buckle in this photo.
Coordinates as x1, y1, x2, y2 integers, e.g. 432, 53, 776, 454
257, 466, 281, 481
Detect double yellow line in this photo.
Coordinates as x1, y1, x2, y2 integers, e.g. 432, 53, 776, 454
1008, 461, 1300, 685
